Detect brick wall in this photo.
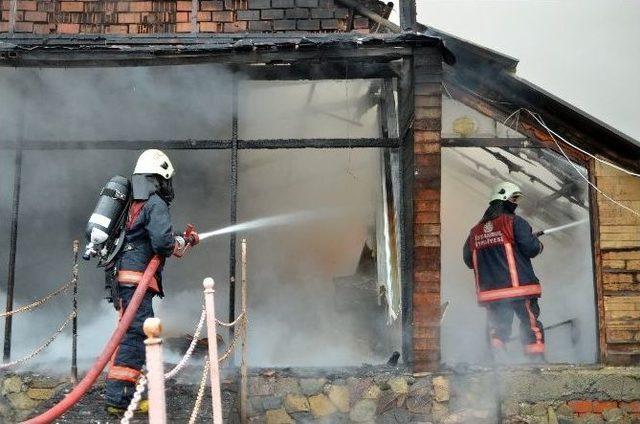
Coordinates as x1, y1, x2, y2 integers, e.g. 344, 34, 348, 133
411, 47, 443, 372
595, 160, 640, 364
0, 0, 385, 34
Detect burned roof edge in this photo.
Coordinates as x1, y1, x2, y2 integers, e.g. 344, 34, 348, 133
444, 66, 640, 170
415, 22, 640, 162
421, 24, 518, 72
0, 32, 455, 66
510, 74, 640, 149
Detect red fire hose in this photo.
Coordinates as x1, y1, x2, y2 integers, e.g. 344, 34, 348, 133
23, 256, 162, 424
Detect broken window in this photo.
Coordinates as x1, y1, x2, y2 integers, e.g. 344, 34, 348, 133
235, 80, 403, 366
440, 99, 597, 365
0, 70, 404, 367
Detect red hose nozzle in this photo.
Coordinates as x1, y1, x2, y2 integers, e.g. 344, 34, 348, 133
184, 224, 199, 246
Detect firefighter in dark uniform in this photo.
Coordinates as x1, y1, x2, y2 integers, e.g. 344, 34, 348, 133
463, 182, 545, 360
105, 149, 197, 414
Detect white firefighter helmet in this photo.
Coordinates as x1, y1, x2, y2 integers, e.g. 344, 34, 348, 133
490, 181, 522, 202
133, 149, 174, 180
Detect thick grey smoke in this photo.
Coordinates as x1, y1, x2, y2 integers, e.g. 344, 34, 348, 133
0, 69, 400, 370
0, 65, 233, 368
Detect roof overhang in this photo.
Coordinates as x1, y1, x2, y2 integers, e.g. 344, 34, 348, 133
0, 32, 453, 70
421, 25, 640, 170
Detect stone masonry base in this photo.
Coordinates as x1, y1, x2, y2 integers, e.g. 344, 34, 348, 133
7, 365, 640, 423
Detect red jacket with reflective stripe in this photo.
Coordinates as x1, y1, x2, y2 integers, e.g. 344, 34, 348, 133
463, 214, 543, 304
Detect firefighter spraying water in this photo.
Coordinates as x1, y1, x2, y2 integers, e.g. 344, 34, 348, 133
83, 149, 200, 416
463, 182, 547, 362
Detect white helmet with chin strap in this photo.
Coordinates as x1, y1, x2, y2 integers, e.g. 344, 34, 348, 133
133, 149, 174, 180
490, 181, 522, 202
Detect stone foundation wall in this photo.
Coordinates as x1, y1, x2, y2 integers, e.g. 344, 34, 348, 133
0, 373, 68, 422
246, 369, 431, 423
7, 365, 640, 423
246, 366, 640, 424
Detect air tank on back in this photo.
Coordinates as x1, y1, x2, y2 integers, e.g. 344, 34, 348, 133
83, 175, 131, 261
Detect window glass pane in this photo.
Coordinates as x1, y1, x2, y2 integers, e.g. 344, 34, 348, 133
238, 148, 402, 366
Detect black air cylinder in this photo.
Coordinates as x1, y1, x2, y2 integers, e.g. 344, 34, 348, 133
84, 175, 130, 259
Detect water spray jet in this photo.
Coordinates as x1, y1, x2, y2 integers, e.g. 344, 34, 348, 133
535, 219, 588, 237
197, 210, 334, 241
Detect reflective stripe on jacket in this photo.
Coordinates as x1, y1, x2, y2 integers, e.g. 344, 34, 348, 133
463, 213, 543, 304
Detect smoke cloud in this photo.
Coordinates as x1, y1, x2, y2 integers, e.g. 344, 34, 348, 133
441, 144, 597, 366
0, 68, 400, 371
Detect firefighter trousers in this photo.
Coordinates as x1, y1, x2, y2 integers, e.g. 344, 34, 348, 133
486, 297, 545, 355
105, 286, 155, 409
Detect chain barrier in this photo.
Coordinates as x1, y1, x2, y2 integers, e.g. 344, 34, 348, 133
120, 372, 148, 424
218, 315, 246, 364
166, 301, 245, 378
164, 306, 206, 380
188, 356, 210, 424
0, 310, 76, 369
0, 272, 77, 318
118, 291, 248, 421
215, 311, 245, 328
119, 307, 206, 421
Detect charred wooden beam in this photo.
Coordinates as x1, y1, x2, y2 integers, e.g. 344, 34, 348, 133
0, 33, 426, 68
399, 0, 417, 31
235, 62, 401, 80
587, 158, 606, 361
228, 77, 239, 353
3, 148, 21, 362
441, 137, 542, 148
0, 28, 454, 68
335, 0, 401, 32
444, 69, 640, 172
0, 47, 412, 68
0, 138, 400, 150
396, 57, 415, 367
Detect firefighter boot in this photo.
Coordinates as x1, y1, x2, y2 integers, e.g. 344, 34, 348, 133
106, 399, 149, 417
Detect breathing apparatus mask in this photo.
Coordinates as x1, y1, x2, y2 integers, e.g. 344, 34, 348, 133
504, 199, 519, 214
131, 174, 174, 203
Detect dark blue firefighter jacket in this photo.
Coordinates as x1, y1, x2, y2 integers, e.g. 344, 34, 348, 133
117, 194, 175, 296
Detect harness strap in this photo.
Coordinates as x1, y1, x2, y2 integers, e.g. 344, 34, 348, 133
100, 187, 127, 202
127, 201, 146, 230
